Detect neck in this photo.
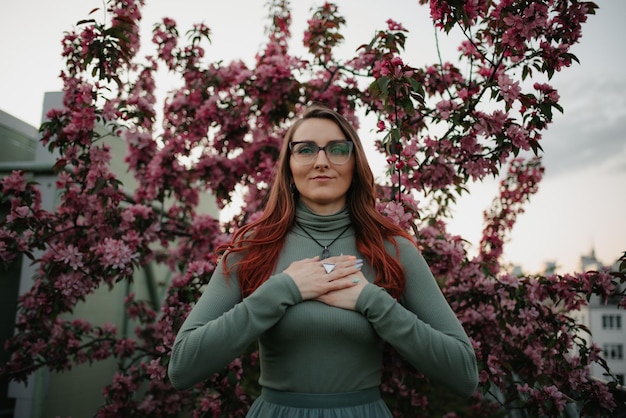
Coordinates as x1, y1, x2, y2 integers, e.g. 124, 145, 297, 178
299, 198, 346, 215
296, 222, 351, 260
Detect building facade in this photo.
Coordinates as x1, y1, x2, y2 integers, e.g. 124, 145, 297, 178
578, 249, 625, 386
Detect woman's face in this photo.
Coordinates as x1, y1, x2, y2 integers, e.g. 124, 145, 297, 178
289, 118, 355, 215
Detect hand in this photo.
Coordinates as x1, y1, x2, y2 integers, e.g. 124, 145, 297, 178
316, 270, 367, 311
284, 255, 363, 301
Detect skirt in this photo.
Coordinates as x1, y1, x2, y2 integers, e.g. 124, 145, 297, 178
246, 386, 393, 418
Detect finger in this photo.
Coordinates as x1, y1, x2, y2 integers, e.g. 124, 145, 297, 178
306, 256, 320, 264
353, 258, 363, 270
327, 275, 362, 290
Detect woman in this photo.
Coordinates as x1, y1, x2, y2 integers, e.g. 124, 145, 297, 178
168, 105, 478, 417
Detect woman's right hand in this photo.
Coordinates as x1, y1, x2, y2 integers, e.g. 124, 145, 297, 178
284, 255, 362, 300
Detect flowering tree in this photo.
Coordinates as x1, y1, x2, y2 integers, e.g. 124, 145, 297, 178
1, 0, 625, 416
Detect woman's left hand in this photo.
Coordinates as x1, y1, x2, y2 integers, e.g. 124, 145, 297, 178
315, 271, 368, 311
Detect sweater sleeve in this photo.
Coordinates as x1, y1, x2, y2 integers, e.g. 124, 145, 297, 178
355, 238, 478, 397
168, 258, 302, 390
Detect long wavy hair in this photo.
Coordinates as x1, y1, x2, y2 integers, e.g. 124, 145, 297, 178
218, 105, 414, 299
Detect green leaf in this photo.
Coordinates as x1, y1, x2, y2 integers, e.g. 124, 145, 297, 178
377, 76, 390, 96
76, 18, 96, 26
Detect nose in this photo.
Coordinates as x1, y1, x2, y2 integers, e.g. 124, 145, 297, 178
314, 149, 330, 167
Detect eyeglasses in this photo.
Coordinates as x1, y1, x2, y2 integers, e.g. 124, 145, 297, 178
289, 140, 354, 165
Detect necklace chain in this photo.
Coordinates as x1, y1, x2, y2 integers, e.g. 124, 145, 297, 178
297, 222, 351, 260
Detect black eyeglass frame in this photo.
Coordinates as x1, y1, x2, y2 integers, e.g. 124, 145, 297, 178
288, 140, 354, 165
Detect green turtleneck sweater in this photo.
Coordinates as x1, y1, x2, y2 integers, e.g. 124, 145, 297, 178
168, 203, 478, 397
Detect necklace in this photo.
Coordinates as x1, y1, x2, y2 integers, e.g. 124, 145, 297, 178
297, 222, 351, 260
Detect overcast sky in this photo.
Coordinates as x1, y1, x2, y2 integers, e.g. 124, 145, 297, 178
1, 1, 624, 274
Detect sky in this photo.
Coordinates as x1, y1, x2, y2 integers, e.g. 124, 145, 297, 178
1, 1, 624, 274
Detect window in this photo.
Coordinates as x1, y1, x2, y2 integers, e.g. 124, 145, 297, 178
602, 314, 622, 330
603, 344, 624, 360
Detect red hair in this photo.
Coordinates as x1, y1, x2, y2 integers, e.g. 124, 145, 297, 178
218, 105, 415, 299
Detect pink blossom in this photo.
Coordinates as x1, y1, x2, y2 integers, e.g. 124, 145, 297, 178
435, 99, 455, 120
6, 203, 29, 222
146, 358, 166, 380
534, 82, 560, 102
93, 238, 138, 270
377, 200, 413, 230
542, 385, 567, 411
386, 19, 406, 32
523, 344, 544, 371
53, 273, 87, 305
506, 124, 530, 150
1, 170, 28, 193
114, 338, 137, 357
53, 244, 84, 271
498, 74, 521, 104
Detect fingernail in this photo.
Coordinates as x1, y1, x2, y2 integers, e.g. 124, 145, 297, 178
351, 278, 360, 283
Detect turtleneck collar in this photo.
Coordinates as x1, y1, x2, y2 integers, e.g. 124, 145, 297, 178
295, 200, 352, 233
